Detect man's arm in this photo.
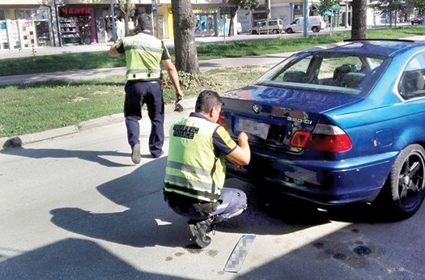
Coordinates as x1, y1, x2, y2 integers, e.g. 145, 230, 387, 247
163, 59, 184, 100
226, 132, 251, 166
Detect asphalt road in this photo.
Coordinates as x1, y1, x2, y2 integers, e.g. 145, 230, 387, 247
2, 26, 425, 278
1, 107, 425, 279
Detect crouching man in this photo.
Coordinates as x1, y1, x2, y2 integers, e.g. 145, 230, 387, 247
163, 90, 251, 248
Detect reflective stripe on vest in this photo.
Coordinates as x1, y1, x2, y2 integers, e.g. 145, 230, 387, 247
164, 116, 226, 202
163, 183, 220, 201
123, 33, 164, 81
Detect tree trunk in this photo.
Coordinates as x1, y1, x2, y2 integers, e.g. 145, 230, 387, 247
351, 0, 367, 40
171, 0, 200, 75
124, 1, 129, 36
228, 8, 237, 37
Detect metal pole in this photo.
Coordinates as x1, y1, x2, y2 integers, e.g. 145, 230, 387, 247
54, 0, 62, 46
110, 0, 116, 41
303, 0, 308, 38
345, 0, 349, 28
267, 0, 271, 35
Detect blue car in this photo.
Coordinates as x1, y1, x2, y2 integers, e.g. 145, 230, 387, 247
221, 40, 425, 219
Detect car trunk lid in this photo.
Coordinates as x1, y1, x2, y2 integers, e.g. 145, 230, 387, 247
221, 86, 361, 152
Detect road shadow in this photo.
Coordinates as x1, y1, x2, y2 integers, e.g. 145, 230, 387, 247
216, 180, 332, 235
0, 238, 186, 279
50, 157, 192, 248
1, 146, 131, 167
50, 157, 335, 249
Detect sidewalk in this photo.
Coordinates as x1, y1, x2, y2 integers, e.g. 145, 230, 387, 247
0, 23, 410, 60
0, 53, 292, 86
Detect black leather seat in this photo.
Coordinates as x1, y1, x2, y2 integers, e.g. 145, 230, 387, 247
340, 72, 366, 89
283, 71, 307, 82
400, 70, 425, 99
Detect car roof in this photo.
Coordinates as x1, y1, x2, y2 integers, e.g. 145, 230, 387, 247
307, 40, 425, 57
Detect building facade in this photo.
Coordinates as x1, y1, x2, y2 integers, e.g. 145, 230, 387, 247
0, 0, 362, 51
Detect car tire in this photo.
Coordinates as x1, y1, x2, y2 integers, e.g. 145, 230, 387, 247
252, 30, 258, 34
378, 144, 425, 219
312, 26, 319, 32
272, 29, 278, 34
286, 28, 293, 33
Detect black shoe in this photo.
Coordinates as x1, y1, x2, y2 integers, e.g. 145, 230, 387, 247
151, 150, 164, 159
131, 143, 141, 164
188, 219, 212, 248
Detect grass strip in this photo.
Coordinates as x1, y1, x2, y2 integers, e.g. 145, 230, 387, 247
0, 65, 266, 137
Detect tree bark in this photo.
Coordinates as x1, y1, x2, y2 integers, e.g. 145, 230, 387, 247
351, 0, 367, 39
228, 7, 237, 37
171, 0, 200, 75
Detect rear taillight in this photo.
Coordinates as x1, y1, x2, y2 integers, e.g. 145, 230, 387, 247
218, 113, 229, 130
290, 124, 352, 153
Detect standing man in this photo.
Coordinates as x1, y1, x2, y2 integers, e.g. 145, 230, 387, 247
109, 13, 183, 164
164, 90, 251, 248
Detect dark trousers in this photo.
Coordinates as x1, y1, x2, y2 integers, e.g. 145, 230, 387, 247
124, 80, 164, 157
164, 188, 247, 222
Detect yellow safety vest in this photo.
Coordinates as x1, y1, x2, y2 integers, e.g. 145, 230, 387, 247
164, 116, 226, 202
122, 33, 168, 81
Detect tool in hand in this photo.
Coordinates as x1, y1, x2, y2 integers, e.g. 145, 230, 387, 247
174, 99, 183, 112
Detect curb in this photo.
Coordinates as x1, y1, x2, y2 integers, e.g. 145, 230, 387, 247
0, 97, 197, 151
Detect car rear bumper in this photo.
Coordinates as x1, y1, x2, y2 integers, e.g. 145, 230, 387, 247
226, 150, 398, 206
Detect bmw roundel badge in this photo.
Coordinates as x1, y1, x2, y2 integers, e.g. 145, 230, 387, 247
252, 104, 262, 114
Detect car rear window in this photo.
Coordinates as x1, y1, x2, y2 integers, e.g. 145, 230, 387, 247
254, 53, 386, 95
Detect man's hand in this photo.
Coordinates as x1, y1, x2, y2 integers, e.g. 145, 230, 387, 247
176, 90, 184, 100
238, 131, 249, 144
226, 131, 251, 166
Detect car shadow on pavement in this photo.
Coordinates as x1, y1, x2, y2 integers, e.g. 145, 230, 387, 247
1, 147, 132, 167
49, 158, 341, 249
217, 179, 397, 236
50, 157, 192, 248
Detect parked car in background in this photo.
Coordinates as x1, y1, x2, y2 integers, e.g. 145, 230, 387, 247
284, 16, 326, 33
411, 16, 424, 25
237, 22, 242, 34
251, 18, 283, 34
221, 40, 425, 220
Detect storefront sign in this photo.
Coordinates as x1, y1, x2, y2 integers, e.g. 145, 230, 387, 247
61, 7, 93, 16
193, 8, 217, 14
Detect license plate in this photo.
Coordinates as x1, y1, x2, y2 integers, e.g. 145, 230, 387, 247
237, 118, 270, 139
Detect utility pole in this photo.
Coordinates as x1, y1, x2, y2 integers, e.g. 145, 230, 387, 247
110, 0, 117, 42
303, 0, 308, 37
345, 0, 349, 28
267, 0, 271, 34
54, 0, 62, 46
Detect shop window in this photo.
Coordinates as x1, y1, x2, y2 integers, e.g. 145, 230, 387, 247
195, 14, 215, 36
17, 8, 51, 47
35, 21, 51, 47
59, 7, 94, 45
0, 21, 7, 49
0, 10, 5, 21
21, 20, 36, 48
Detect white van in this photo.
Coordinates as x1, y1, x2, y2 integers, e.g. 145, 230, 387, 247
284, 16, 326, 33
251, 18, 284, 34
